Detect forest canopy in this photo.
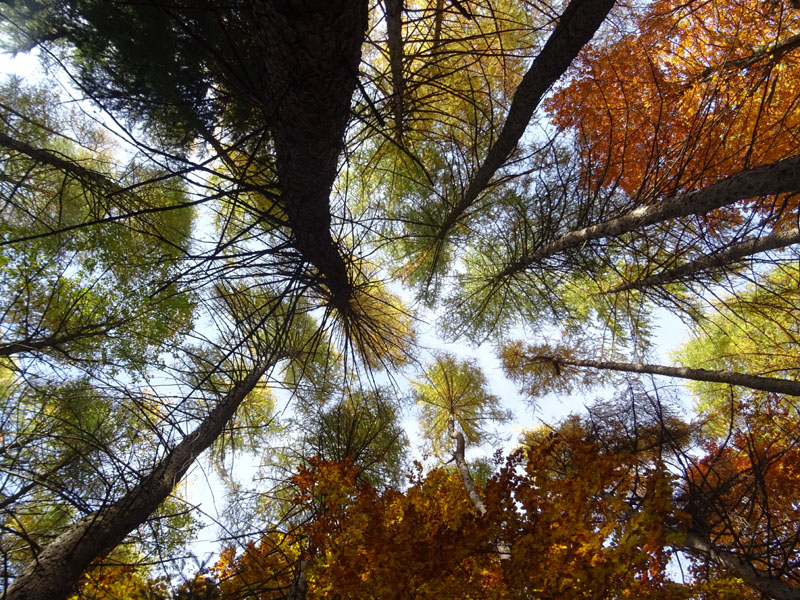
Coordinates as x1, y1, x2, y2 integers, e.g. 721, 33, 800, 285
0, 0, 799, 598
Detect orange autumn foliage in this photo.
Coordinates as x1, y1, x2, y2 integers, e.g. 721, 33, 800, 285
684, 398, 800, 582
70, 563, 169, 600
204, 435, 695, 599
548, 0, 800, 224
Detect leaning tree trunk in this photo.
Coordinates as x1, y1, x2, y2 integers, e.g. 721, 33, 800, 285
424, 0, 617, 284
448, 416, 487, 516
531, 354, 800, 397
497, 155, 800, 280
447, 416, 511, 559
5, 356, 276, 600
607, 228, 800, 293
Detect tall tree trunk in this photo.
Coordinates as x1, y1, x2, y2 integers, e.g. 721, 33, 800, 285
385, 0, 405, 142
682, 530, 800, 600
5, 356, 277, 600
252, 0, 369, 310
497, 155, 800, 280
424, 0, 617, 285
530, 354, 800, 397
606, 228, 800, 293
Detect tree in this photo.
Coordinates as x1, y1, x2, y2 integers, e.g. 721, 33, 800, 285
675, 265, 800, 432
291, 387, 410, 489
548, 0, 800, 198
1, 0, 800, 598
412, 352, 510, 520
184, 394, 800, 599
500, 340, 800, 400
0, 77, 195, 370
678, 398, 800, 600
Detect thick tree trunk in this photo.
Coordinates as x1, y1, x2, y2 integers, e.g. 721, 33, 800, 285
682, 530, 800, 600
385, 0, 405, 141
607, 228, 800, 293
252, 0, 369, 310
425, 0, 617, 281
498, 155, 800, 280
535, 355, 800, 397
5, 356, 276, 600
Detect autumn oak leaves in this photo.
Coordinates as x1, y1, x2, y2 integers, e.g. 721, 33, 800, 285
1, 0, 800, 598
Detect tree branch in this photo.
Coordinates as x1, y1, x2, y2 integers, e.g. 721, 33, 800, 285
533, 354, 800, 397
5, 354, 278, 600
606, 228, 800, 293
496, 155, 800, 280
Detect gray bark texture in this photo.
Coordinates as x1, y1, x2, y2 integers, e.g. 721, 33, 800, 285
499, 155, 800, 279
608, 228, 800, 293
540, 355, 800, 397
682, 531, 800, 600
5, 358, 274, 600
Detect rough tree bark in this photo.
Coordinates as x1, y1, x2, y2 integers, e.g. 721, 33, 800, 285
252, 0, 369, 310
497, 155, 800, 280
385, 0, 405, 141
5, 356, 277, 600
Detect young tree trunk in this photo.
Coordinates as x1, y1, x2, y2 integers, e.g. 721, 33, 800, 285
533, 354, 800, 397
5, 356, 277, 600
448, 416, 486, 516
606, 228, 800, 293
425, 0, 617, 283
447, 417, 511, 559
497, 155, 800, 280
